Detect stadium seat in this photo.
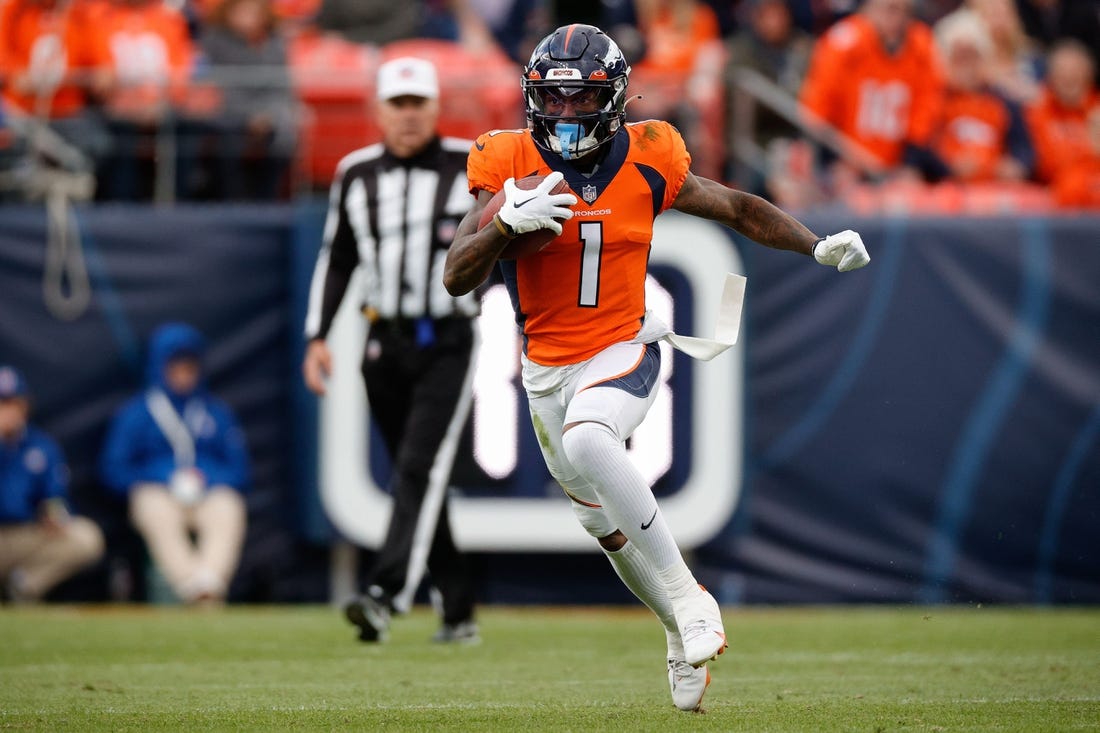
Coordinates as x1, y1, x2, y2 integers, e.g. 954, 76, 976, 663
290, 36, 523, 189
289, 30, 378, 186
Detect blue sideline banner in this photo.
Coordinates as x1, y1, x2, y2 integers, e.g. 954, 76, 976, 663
714, 213, 1100, 604
1, 203, 1097, 604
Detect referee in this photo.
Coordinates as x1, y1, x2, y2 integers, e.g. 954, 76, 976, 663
302, 57, 479, 644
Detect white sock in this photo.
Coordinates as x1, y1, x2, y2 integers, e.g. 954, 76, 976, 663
563, 422, 698, 599
603, 540, 678, 640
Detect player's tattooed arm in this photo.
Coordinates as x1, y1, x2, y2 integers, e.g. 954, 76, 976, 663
671, 173, 819, 256
444, 189, 512, 296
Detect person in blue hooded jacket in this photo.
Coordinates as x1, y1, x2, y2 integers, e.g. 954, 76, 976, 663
1, 365, 105, 602
99, 322, 250, 604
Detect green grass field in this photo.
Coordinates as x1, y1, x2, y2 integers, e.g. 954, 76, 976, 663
1, 605, 1097, 731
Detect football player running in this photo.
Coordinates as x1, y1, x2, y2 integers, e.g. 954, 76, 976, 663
444, 24, 869, 712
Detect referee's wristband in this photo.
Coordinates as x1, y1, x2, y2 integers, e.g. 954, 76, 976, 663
492, 213, 517, 240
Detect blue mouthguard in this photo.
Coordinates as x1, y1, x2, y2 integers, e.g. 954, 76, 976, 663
554, 123, 583, 160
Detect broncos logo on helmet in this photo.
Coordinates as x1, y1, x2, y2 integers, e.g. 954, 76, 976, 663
522, 24, 632, 160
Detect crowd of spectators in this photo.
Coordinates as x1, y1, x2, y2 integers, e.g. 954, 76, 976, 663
0, 0, 1096, 208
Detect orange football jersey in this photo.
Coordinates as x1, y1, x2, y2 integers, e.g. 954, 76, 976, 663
1026, 89, 1100, 184
0, 0, 99, 117
800, 14, 943, 166
468, 122, 691, 366
86, 0, 195, 115
635, 3, 721, 75
931, 89, 1013, 182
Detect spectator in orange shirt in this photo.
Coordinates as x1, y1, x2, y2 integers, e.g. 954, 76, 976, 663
1026, 40, 1099, 204
0, 0, 112, 174
1, 0, 92, 118
928, 9, 1034, 182
799, 0, 945, 185
87, 0, 200, 200
633, 0, 720, 76
1052, 106, 1100, 208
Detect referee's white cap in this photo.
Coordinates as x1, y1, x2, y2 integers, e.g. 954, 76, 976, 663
377, 57, 439, 101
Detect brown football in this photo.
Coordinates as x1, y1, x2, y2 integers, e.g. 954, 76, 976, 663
477, 174, 571, 259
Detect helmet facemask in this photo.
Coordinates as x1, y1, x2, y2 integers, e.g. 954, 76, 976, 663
524, 79, 627, 159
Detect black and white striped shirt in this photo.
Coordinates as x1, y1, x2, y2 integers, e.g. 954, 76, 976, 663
304, 136, 477, 340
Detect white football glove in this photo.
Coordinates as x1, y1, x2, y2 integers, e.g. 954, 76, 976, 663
496, 171, 577, 236
813, 229, 870, 272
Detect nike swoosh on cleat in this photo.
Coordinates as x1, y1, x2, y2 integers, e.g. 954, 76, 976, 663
513, 196, 538, 208
641, 508, 657, 530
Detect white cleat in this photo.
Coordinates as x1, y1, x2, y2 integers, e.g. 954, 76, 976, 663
672, 585, 727, 668
668, 657, 711, 712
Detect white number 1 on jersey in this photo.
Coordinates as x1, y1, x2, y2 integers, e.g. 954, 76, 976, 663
578, 221, 602, 307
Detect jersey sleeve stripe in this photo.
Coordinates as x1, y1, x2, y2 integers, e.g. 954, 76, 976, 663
633, 163, 667, 218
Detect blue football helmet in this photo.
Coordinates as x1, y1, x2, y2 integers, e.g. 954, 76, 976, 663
522, 24, 632, 160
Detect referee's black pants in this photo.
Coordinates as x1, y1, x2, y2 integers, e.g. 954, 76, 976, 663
360, 317, 476, 625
